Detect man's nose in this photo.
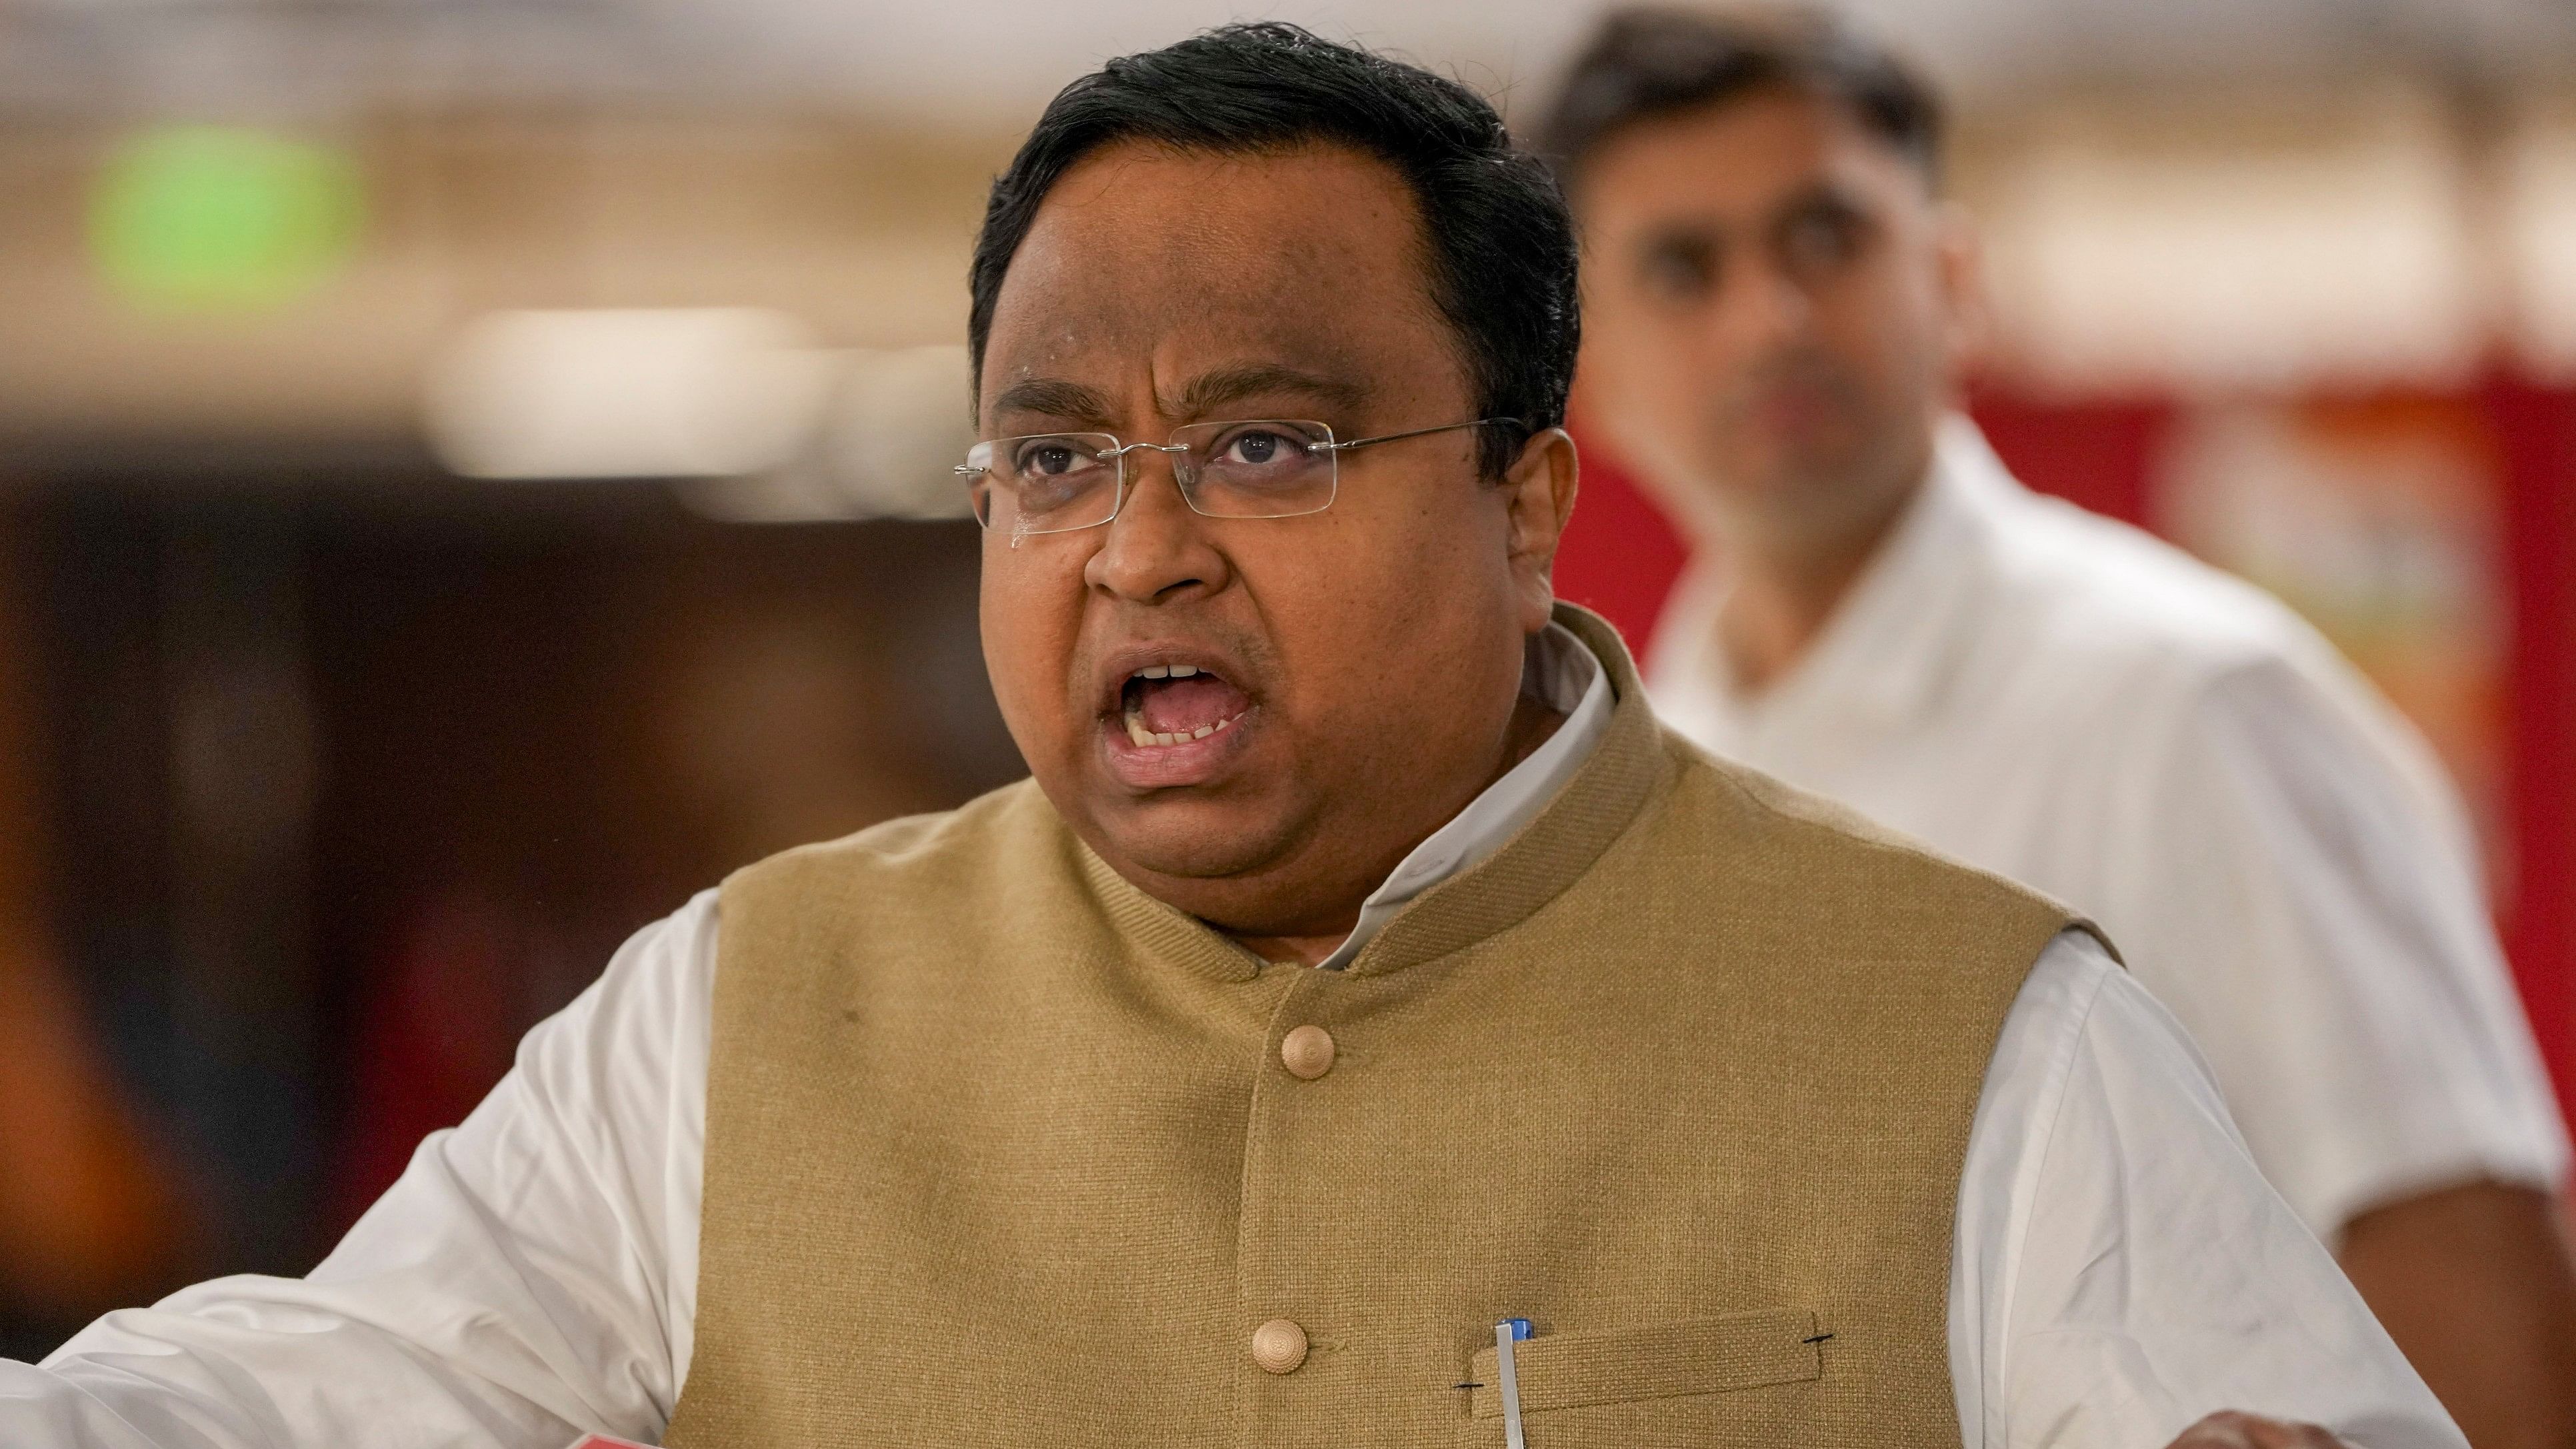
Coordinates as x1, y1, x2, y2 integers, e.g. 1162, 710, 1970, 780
1083, 450, 1233, 604
1709, 258, 1812, 352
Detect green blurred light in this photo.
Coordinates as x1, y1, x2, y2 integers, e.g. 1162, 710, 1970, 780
90, 125, 365, 315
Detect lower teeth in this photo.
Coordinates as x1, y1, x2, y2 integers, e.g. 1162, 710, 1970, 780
1125, 710, 1242, 748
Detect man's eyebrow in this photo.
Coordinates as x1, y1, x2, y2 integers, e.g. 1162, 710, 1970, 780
1164, 364, 1368, 420
1771, 178, 1875, 224
1634, 181, 1872, 244
989, 379, 1119, 426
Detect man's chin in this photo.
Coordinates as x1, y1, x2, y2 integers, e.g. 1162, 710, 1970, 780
1089, 800, 1299, 886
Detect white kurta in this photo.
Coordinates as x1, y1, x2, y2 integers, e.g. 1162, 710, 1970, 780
1649, 417, 2569, 1241
1, 627, 2459, 1447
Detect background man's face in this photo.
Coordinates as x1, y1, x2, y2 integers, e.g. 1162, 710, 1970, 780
975, 141, 1563, 938
1571, 87, 1975, 550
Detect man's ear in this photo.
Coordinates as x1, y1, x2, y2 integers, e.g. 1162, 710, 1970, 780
1501, 427, 1580, 634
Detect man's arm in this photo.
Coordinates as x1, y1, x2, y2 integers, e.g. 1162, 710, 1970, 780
2091, 651, 2576, 1443
0, 891, 717, 1448
2339, 1184, 2576, 1449
1953, 932, 2465, 1448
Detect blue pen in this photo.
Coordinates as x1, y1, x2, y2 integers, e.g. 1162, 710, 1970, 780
1494, 1318, 1533, 1449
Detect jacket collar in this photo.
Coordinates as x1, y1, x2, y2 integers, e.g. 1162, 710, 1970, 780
1345, 603, 1663, 977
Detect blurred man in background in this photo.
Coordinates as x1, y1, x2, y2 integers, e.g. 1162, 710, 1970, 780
1545, 9, 2576, 1443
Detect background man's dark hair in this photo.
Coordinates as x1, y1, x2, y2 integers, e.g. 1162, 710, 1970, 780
967, 21, 1577, 478
1538, 7, 1942, 195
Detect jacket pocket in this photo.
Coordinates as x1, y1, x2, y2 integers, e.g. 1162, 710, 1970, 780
1457, 1309, 1825, 1444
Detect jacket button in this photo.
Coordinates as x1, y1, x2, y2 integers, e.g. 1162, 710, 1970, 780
1281, 1025, 1336, 1080
1251, 1318, 1309, 1374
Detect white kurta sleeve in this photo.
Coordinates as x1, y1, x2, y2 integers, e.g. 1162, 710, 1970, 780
1951, 931, 2465, 1449
0, 889, 719, 1449
2092, 651, 2567, 1238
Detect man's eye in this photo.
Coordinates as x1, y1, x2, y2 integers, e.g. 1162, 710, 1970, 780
1219, 429, 1301, 466
1781, 209, 1866, 275
1015, 440, 1098, 476
1637, 235, 1718, 301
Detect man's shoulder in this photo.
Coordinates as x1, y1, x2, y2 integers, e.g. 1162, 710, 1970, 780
723, 776, 1061, 911
1663, 728, 1945, 854
1654, 728, 2087, 934
1965, 485, 2433, 795
1973, 484, 2334, 697
1623, 730, 2100, 1054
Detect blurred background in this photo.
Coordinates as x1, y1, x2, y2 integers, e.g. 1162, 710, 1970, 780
1, 0, 2573, 1361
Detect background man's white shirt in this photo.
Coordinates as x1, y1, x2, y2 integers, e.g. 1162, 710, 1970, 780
1649, 416, 2570, 1241
1, 626, 2459, 1448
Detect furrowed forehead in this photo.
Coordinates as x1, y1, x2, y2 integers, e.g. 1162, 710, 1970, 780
986, 364, 1371, 433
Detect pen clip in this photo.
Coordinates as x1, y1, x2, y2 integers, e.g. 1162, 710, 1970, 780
1495, 1319, 1531, 1449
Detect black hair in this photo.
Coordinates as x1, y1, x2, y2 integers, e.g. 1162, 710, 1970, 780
1538, 7, 1943, 195
967, 21, 1577, 478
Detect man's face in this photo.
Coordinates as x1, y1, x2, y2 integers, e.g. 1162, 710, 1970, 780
1571, 87, 1975, 549
976, 141, 1573, 939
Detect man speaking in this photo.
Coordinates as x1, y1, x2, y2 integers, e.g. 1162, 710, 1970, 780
1, 23, 2458, 1448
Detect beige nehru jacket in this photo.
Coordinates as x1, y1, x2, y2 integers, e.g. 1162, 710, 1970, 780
665, 607, 2079, 1449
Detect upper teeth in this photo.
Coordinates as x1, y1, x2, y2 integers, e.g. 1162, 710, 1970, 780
1121, 663, 1231, 749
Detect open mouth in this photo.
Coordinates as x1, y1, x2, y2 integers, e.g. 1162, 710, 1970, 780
1118, 663, 1253, 748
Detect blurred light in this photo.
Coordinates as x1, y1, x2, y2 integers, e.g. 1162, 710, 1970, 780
2505, 109, 2576, 379
825, 346, 977, 519
423, 308, 832, 481
1978, 97, 2477, 391
676, 345, 976, 523
89, 125, 363, 316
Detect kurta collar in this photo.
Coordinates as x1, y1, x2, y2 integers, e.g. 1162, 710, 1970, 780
1315, 620, 1611, 970
1339, 604, 1666, 978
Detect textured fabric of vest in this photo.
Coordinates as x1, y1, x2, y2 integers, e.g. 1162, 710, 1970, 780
665, 605, 2082, 1449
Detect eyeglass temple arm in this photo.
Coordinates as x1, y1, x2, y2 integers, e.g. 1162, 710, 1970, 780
1319, 417, 1527, 453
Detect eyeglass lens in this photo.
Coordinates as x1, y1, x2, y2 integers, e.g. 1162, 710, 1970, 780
964, 421, 1339, 536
